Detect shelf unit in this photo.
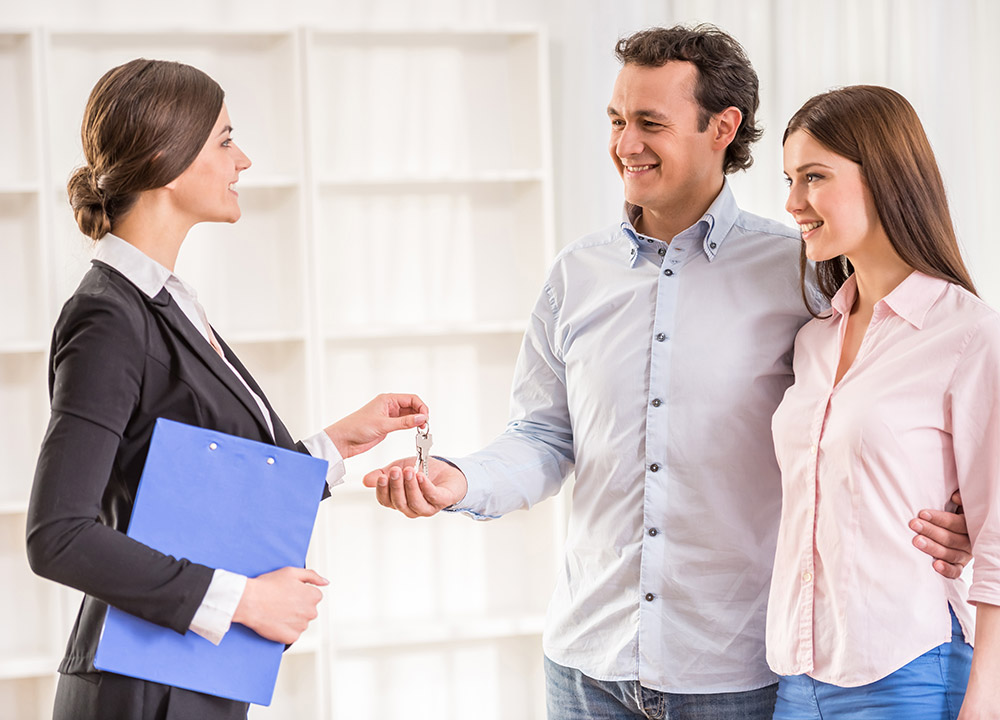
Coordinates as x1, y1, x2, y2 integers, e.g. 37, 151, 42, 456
0, 26, 557, 720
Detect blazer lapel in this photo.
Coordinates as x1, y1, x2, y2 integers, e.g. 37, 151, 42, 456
146, 289, 275, 441
215, 333, 298, 451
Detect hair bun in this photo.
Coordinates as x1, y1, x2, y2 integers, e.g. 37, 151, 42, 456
67, 166, 112, 240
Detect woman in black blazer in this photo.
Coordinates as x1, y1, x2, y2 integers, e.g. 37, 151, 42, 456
26, 58, 427, 719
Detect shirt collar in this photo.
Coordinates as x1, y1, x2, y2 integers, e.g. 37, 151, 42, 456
93, 234, 172, 299
829, 270, 950, 330
619, 178, 738, 266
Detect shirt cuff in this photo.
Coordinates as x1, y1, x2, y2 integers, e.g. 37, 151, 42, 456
189, 568, 247, 645
440, 455, 499, 520
301, 430, 347, 489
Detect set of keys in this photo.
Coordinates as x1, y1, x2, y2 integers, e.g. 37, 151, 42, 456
414, 423, 433, 479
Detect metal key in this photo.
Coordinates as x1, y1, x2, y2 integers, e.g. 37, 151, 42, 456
414, 423, 433, 478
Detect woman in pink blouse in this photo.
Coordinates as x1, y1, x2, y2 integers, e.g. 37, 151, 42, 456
768, 85, 1000, 719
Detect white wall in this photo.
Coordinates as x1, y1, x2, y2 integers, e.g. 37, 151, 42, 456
9, 0, 995, 294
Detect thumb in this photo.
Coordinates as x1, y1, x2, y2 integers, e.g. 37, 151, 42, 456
297, 568, 330, 586
394, 413, 427, 431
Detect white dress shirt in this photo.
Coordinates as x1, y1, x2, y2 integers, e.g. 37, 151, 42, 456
93, 234, 344, 643
449, 182, 812, 692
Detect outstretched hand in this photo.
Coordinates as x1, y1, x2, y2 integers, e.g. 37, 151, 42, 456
362, 456, 468, 518
324, 393, 428, 459
911, 490, 971, 580
232, 566, 328, 644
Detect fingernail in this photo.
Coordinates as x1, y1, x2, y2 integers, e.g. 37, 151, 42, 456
911, 520, 924, 532
919, 511, 933, 521
915, 537, 927, 548
414, 414, 427, 424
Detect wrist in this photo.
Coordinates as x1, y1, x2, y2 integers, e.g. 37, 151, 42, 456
232, 577, 257, 626
324, 424, 350, 459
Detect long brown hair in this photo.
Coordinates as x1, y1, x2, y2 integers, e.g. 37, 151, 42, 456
615, 24, 762, 175
67, 58, 224, 240
784, 85, 976, 315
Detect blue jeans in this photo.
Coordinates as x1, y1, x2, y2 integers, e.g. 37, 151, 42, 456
544, 656, 778, 720
773, 609, 972, 720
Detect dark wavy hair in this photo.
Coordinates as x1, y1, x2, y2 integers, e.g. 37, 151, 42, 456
615, 24, 762, 174
784, 85, 976, 315
67, 58, 224, 240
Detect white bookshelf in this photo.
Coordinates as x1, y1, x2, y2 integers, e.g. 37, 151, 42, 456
0, 26, 557, 720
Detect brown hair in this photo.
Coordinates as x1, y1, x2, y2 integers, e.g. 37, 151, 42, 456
784, 85, 976, 315
67, 58, 225, 240
615, 24, 762, 174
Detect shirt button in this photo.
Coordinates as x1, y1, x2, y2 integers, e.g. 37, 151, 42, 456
656, 333, 666, 342
709, 241, 717, 249
648, 528, 658, 537
802, 572, 813, 583
663, 268, 673, 276
809, 445, 818, 456
647, 238, 653, 243
645, 593, 655, 602
658, 247, 666, 256
651, 398, 662, 407
650, 463, 660, 472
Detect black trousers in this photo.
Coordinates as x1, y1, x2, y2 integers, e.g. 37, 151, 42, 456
53, 672, 250, 720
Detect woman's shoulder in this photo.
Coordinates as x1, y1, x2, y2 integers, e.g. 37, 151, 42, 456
56, 263, 150, 342
937, 282, 1000, 332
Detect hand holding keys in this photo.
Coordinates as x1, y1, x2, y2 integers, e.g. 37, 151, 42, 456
415, 423, 433, 478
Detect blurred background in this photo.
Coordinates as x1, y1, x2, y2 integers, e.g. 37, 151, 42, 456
1, 1, 995, 718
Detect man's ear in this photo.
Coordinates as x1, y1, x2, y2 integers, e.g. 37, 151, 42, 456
711, 106, 742, 151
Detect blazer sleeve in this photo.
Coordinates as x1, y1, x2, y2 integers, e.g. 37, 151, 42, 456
26, 286, 214, 635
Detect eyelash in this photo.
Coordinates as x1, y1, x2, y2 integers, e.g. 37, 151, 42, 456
784, 173, 824, 187
609, 119, 662, 129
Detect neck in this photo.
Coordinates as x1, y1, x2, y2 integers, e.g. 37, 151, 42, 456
635, 176, 724, 242
111, 190, 191, 272
848, 249, 914, 316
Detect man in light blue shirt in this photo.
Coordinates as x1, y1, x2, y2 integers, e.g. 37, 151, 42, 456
364, 25, 968, 720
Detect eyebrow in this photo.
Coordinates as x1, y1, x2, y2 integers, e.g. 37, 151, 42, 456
794, 162, 833, 173
607, 107, 670, 123
217, 125, 233, 136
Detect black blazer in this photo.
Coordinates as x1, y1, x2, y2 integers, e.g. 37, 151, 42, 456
26, 261, 310, 714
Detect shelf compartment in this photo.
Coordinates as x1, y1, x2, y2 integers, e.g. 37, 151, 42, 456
45, 31, 302, 185
172, 185, 308, 338
225, 338, 311, 441
0, 515, 64, 663
0, 33, 39, 186
319, 483, 558, 625
307, 31, 543, 177
320, 332, 522, 472
314, 182, 546, 333
0, 193, 47, 348
328, 634, 545, 720
0, 353, 49, 508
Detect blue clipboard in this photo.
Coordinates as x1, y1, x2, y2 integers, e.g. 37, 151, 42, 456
94, 417, 328, 706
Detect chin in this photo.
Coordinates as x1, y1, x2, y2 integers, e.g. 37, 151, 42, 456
803, 244, 832, 263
